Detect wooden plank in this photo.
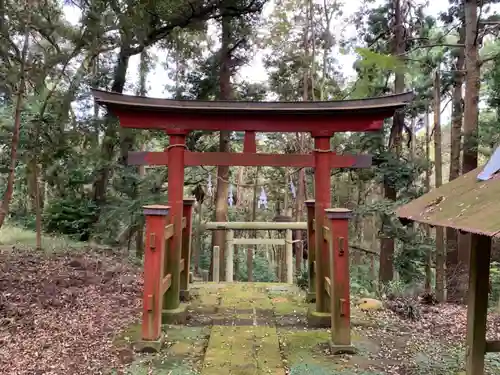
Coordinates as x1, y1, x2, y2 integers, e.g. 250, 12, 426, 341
165, 224, 174, 240
232, 238, 285, 245
226, 230, 234, 282
213, 246, 220, 282
162, 274, 172, 293
305, 201, 316, 300
128, 151, 372, 168
203, 221, 307, 230
486, 341, 500, 353
324, 277, 331, 296
180, 198, 195, 299
111, 107, 392, 133
180, 258, 185, 271
465, 234, 492, 375
286, 229, 293, 284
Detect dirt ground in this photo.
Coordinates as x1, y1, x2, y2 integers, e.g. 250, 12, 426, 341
0, 246, 143, 375
2, 245, 500, 375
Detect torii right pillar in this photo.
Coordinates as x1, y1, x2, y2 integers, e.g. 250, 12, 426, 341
307, 132, 356, 354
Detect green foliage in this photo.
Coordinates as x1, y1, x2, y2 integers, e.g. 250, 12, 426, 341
355, 48, 405, 73
350, 261, 377, 297
296, 268, 308, 290
490, 262, 500, 304
43, 197, 98, 241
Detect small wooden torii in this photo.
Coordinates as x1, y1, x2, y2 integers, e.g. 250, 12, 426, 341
93, 89, 413, 352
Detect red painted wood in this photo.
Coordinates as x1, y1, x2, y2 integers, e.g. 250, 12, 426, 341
113, 109, 387, 133
244, 131, 257, 153
326, 211, 352, 346
163, 135, 185, 310
313, 137, 331, 313
129, 151, 370, 168
180, 198, 195, 297
142, 207, 169, 341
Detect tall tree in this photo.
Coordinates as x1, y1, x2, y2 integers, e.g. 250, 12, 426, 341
379, 0, 405, 284
433, 71, 445, 302
0, 1, 31, 228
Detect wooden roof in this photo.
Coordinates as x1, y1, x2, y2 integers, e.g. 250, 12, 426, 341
396, 167, 500, 237
92, 90, 414, 115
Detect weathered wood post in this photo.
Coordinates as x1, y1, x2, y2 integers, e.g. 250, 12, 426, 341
213, 246, 220, 282
465, 234, 491, 375
163, 132, 187, 323
286, 228, 293, 284
225, 229, 234, 282
313, 135, 331, 313
305, 200, 316, 302
180, 198, 195, 301
140, 205, 169, 346
247, 247, 253, 281
325, 208, 355, 354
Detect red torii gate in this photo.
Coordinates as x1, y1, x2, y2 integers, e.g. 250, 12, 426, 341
93, 90, 413, 351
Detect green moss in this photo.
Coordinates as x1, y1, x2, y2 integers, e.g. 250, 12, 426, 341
278, 329, 382, 373
202, 325, 285, 375
121, 326, 209, 375
219, 283, 273, 309
113, 321, 142, 348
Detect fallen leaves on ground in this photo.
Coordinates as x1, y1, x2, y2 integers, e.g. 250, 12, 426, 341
355, 298, 500, 374
0, 246, 143, 375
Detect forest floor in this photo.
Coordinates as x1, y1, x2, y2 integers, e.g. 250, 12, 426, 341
2, 227, 500, 375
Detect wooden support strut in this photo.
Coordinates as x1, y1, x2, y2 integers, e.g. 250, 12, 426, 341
163, 133, 186, 311
225, 230, 234, 282
128, 150, 372, 169
325, 208, 354, 351
180, 198, 195, 300
465, 234, 492, 375
142, 205, 170, 342
305, 200, 316, 300
314, 135, 331, 313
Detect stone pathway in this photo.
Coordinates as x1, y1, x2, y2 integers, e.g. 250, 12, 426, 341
190, 283, 301, 375
118, 283, 388, 375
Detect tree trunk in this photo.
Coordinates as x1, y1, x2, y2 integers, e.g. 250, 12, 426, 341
379, 0, 405, 284
0, 8, 31, 229
462, 1, 480, 175
92, 48, 130, 206
134, 51, 149, 258
433, 71, 445, 302
424, 111, 432, 292
457, 0, 480, 301
34, 161, 42, 250
446, 26, 465, 301
210, 13, 232, 280
248, 166, 259, 281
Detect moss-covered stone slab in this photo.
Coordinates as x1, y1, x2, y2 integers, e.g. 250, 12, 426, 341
202, 325, 285, 375
117, 326, 209, 374
278, 328, 382, 373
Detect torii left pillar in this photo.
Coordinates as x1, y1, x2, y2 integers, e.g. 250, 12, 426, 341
162, 131, 189, 324
137, 204, 170, 352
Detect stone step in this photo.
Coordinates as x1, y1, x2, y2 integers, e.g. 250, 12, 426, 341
201, 325, 285, 375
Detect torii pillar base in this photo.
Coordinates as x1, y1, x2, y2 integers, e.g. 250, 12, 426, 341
134, 336, 165, 353
307, 307, 331, 328
329, 343, 357, 355
161, 303, 189, 325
